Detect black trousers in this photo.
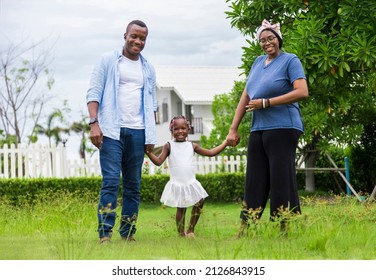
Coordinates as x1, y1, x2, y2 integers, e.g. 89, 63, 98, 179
240, 129, 301, 221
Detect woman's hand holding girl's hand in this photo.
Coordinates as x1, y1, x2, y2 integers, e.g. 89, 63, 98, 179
226, 130, 240, 147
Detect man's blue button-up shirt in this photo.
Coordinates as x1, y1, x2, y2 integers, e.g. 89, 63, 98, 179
86, 50, 157, 144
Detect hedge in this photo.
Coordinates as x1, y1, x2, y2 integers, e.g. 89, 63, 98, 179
0, 173, 246, 206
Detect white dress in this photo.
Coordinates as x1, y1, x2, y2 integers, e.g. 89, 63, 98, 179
160, 141, 209, 207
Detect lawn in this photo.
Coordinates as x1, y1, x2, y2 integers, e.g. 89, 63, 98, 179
0, 191, 375, 260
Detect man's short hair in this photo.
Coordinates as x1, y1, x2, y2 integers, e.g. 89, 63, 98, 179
126, 20, 148, 33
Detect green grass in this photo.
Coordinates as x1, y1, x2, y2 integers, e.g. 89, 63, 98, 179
0, 192, 375, 260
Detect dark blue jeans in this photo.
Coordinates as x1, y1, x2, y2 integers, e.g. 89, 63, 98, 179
98, 128, 145, 238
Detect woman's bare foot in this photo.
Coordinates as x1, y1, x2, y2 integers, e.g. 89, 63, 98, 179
236, 221, 248, 239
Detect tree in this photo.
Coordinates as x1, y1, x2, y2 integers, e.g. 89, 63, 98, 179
31, 101, 71, 147
220, 0, 376, 191
201, 80, 250, 156
349, 107, 376, 193
0, 38, 55, 145
69, 113, 93, 161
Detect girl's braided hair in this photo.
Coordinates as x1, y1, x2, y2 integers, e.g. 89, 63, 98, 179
169, 115, 191, 133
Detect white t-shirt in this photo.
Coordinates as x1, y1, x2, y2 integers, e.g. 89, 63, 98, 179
118, 56, 144, 129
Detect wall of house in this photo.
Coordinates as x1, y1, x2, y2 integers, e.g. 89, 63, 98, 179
155, 92, 215, 147
170, 91, 183, 118
191, 104, 211, 119
189, 104, 213, 141
155, 89, 188, 146
155, 88, 170, 146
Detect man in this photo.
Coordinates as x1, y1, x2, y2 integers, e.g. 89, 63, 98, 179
86, 20, 157, 243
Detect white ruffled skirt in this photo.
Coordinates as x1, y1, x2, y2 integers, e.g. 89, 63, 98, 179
160, 179, 209, 207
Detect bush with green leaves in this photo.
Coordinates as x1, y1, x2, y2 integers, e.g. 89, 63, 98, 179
0, 174, 246, 206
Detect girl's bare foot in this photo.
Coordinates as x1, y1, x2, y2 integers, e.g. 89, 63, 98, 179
185, 232, 195, 238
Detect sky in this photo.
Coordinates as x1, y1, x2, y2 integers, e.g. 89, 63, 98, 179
0, 0, 246, 155
0, 0, 245, 112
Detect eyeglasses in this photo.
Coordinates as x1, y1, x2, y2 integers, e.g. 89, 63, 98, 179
259, 36, 276, 44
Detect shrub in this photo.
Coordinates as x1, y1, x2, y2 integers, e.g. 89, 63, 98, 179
0, 177, 101, 206
0, 173, 246, 206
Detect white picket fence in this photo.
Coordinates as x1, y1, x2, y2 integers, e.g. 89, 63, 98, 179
0, 143, 247, 179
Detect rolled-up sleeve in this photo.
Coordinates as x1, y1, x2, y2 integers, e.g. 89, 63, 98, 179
142, 59, 157, 145
150, 66, 157, 111
86, 56, 106, 104
86, 51, 121, 140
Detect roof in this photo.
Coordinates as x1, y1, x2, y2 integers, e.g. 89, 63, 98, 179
155, 65, 244, 104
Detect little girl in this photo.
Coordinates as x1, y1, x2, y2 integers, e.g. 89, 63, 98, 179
146, 115, 227, 237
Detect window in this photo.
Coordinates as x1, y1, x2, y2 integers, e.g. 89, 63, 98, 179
162, 103, 168, 123
155, 106, 160, 124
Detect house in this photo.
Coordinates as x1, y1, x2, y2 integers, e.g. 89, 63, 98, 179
154, 65, 244, 147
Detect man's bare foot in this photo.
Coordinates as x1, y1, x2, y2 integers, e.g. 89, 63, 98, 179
99, 236, 111, 244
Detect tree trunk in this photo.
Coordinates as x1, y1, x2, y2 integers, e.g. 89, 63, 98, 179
79, 130, 86, 160
305, 150, 319, 192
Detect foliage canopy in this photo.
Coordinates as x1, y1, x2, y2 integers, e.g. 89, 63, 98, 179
204, 0, 376, 191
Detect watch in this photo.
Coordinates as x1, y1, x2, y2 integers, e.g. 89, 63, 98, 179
88, 117, 98, 125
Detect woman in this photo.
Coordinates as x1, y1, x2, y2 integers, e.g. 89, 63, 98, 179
226, 19, 308, 235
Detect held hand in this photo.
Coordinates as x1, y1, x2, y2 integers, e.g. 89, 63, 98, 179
89, 124, 103, 149
226, 131, 240, 147
145, 144, 155, 154
223, 139, 229, 147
